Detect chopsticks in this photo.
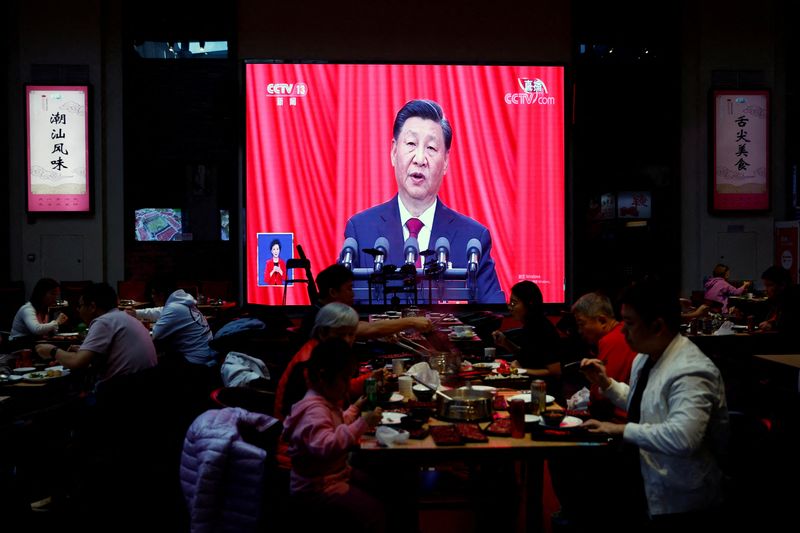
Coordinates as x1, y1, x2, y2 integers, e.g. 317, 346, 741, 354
563, 360, 605, 370
409, 374, 453, 401
395, 335, 432, 357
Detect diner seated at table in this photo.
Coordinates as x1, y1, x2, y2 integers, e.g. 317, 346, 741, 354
276, 302, 381, 423
704, 263, 751, 314
549, 291, 644, 530
9, 277, 68, 344
491, 281, 562, 388
34, 283, 167, 526
758, 265, 800, 337
295, 264, 433, 343
128, 277, 169, 322
282, 338, 385, 533
35, 282, 157, 387
572, 291, 638, 421
580, 278, 729, 527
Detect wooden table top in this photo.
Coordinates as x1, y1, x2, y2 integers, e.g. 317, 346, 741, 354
754, 354, 800, 369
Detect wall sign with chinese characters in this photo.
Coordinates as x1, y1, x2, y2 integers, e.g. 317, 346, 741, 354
26, 85, 91, 213
712, 90, 769, 213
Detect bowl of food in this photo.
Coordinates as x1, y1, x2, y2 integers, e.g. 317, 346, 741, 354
412, 384, 435, 402
542, 409, 566, 427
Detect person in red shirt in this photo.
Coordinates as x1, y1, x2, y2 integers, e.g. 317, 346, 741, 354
264, 239, 286, 285
572, 291, 638, 421
550, 291, 643, 530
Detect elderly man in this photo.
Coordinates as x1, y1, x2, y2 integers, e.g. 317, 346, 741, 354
36, 282, 157, 386
572, 291, 638, 420
580, 280, 729, 526
343, 99, 504, 303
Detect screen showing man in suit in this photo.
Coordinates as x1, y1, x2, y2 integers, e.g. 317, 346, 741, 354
244, 63, 565, 306
344, 99, 504, 303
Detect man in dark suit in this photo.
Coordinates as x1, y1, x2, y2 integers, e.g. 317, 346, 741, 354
344, 99, 505, 303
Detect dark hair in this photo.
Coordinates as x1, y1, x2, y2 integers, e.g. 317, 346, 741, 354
393, 99, 453, 150
761, 265, 791, 287
712, 264, 729, 278
511, 281, 544, 323
306, 338, 356, 388
269, 239, 281, 250
618, 279, 681, 333
30, 278, 60, 314
82, 282, 118, 312
316, 264, 354, 301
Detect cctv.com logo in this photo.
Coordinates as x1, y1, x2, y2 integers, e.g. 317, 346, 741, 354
504, 78, 556, 105
265, 82, 308, 106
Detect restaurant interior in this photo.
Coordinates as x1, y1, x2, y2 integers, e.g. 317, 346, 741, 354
2, 1, 799, 531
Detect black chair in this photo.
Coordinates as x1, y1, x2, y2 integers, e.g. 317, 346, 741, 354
117, 279, 148, 302
282, 258, 311, 305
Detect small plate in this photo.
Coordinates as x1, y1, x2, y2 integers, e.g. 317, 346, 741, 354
0, 374, 23, 382
380, 412, 407, 425
21, 368, 70, 382
507, 393, 555, 404
525, 414, 542, 424
13, 367, 36, 375
539, 415, 582, 429
472, 362, 501, 370
458, 385, 496, 392
385, 392, 404, 403
56, 332, 79, 337
493, 368, 527, 375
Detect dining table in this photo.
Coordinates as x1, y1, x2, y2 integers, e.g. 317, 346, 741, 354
353, 389, 611, 533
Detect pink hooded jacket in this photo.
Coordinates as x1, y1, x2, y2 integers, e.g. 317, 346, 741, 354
704, 276, 746, 312
282, 390, 368, 496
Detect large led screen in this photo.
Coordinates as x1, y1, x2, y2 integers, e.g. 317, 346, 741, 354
245, 63, 565, 305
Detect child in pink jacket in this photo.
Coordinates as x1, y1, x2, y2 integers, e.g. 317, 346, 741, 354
704, 263, 752, 313
282, 338, 385, 532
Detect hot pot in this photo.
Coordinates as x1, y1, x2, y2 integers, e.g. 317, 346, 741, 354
435, 388, 493, 422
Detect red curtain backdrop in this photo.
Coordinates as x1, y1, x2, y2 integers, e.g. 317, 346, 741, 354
246, 63, 565, 305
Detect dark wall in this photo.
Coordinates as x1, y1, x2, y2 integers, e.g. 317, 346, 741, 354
121, 5, 238, 285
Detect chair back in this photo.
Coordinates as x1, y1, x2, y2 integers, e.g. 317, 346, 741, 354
282, 258, 311, 305
201, 280, 231, 301
117, 280, 148, 302
60, 280, 93, 309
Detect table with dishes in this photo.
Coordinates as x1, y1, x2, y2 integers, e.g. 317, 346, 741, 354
354, 359, 611, 532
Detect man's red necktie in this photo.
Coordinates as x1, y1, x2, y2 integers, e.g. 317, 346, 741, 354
406, 218, 424, 267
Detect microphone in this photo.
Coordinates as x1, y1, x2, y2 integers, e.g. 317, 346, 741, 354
340, 237, 358, 270
373, 237, 389, 272
435, 237, 450, 269
404, 237, 419, 266
466, 238, 482, 273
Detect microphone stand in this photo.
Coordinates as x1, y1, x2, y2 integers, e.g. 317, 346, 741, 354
362, 248, 385, 308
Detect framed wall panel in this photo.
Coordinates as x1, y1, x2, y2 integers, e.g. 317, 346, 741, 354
26, 85, 91, 213
711, 90, 769, 213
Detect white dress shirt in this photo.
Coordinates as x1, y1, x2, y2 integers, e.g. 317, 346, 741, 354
397, 197, 437, 253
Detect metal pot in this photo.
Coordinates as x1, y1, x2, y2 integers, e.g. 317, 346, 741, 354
435, 389, 493, 422
426, 352, 462, 375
